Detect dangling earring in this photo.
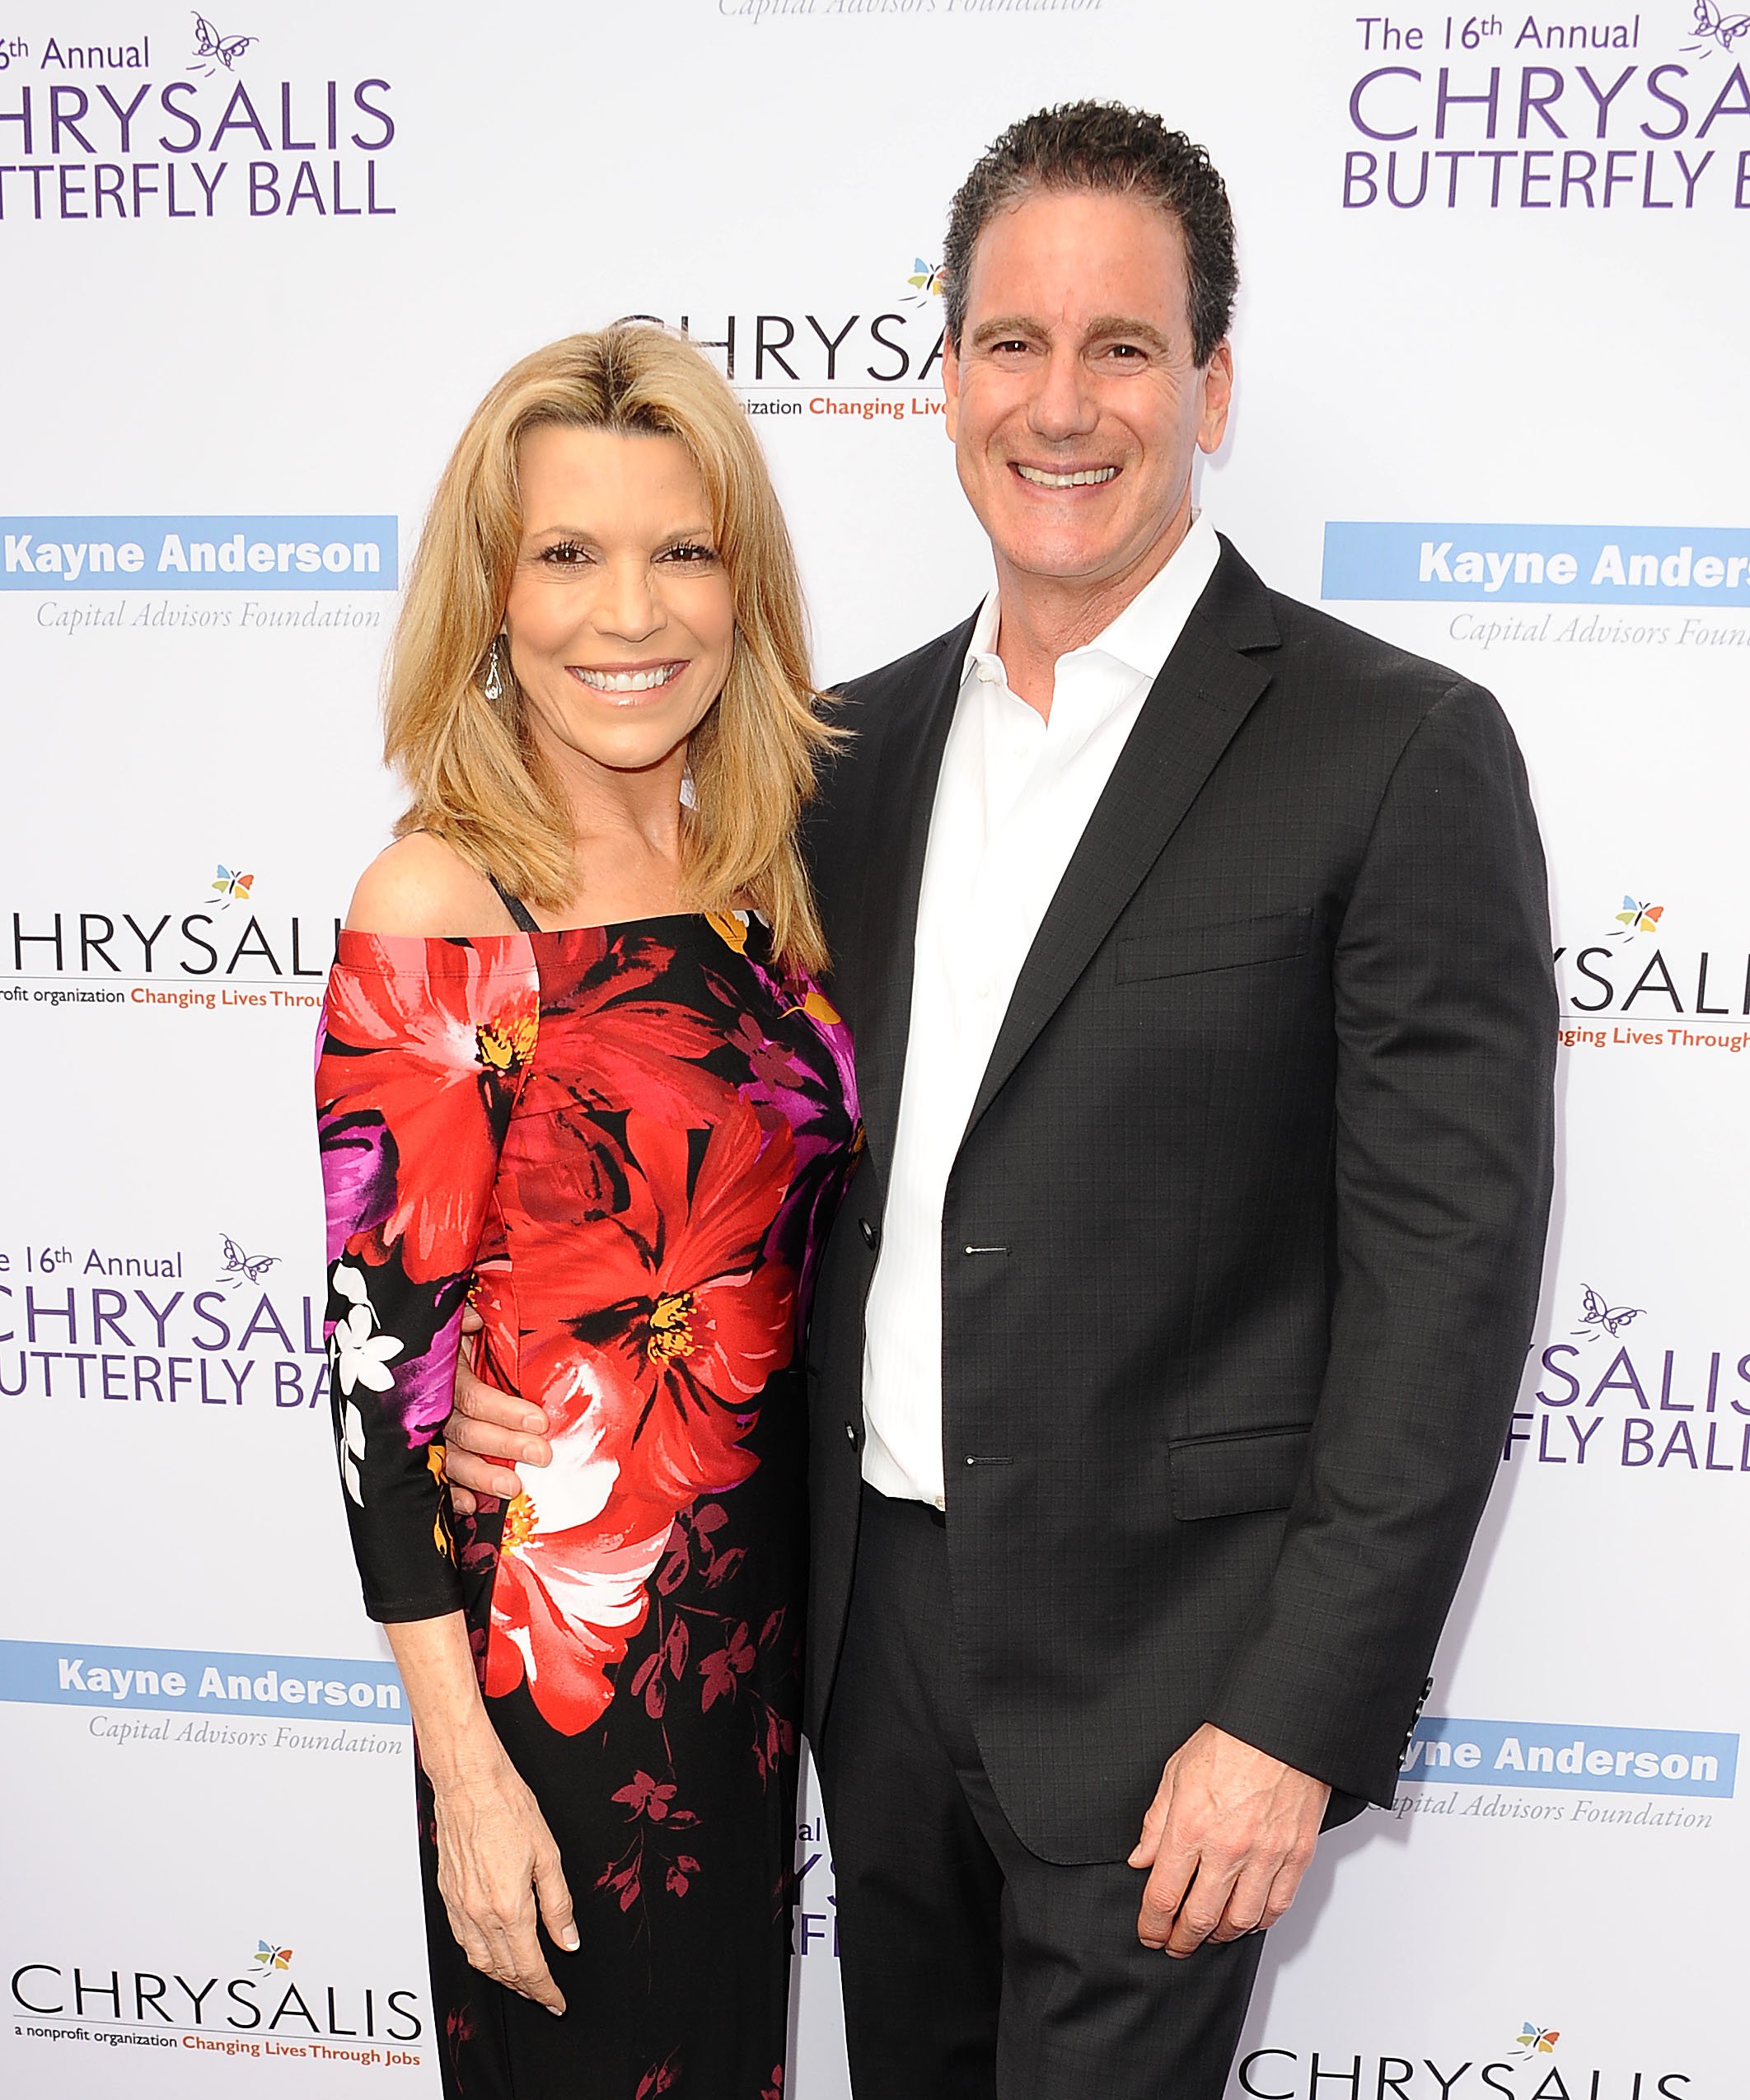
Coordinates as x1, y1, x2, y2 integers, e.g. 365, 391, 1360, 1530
482, 636, 506, 701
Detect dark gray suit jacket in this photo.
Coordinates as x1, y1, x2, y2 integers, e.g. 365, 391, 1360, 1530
801, 537, 1556, 1864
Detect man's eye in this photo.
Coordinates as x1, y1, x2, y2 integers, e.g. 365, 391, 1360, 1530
1105, 344, 1146, 360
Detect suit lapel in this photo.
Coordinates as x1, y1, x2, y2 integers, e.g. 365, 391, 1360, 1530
852, 613, 978, 1180
962, 543, 1280, 1139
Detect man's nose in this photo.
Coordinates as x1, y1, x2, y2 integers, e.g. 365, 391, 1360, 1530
1027, 348, 1100, 442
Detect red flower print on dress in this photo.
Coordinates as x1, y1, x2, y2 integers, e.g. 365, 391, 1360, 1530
481, 1100, 798, 1737
699, 1621, 756, 1711
635, 2051, 681, 2099
612, 1770, 677, 1822
518, 933, 732, 1129
319, 942, 538, 1285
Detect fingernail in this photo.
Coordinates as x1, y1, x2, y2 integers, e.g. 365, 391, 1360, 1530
560, 1932, 579, 1953
549, 2006, 564, 2018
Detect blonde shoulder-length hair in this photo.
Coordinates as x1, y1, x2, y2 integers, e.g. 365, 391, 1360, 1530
385, 325, 841, 974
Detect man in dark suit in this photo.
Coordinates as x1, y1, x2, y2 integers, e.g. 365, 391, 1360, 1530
443, 102, 1555, 2100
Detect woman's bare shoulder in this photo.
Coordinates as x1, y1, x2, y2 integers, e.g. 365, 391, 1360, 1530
344, 834, 511, 937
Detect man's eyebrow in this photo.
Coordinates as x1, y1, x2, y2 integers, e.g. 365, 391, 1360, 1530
968, 316, 1046, 348
1082, 315, 1177, 354
966, 314, 1178, 354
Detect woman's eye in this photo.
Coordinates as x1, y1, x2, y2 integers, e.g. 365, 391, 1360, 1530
662, 542, 718, 566
539, 541, 591, 567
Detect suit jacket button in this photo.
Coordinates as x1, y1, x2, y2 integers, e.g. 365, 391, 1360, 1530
859, 1218, 879, 1251
845, 1422, 858, 1444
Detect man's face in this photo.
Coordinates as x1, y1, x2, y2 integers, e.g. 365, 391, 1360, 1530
942, 186, 1233, 597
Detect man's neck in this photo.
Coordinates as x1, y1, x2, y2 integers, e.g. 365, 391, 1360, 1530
993, 505, 1194, 720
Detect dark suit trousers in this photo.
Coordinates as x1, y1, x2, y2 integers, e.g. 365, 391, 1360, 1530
814, 1488, 1266, 2100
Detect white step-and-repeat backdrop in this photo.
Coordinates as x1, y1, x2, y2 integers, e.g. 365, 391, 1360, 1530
4, 2, 1748, 2094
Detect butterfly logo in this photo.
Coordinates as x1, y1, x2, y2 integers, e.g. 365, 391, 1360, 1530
1685, 0, 1750, 54
1610, 895, 1663, 938
905, 257, 946, 306
1573, 1284, 1644, 1342
218, 1232, 280, 1291
189, 12, 258, 74
1515, 2024, 1560, 2058
251, 1941, 293, 1972
211, 863, 255, 909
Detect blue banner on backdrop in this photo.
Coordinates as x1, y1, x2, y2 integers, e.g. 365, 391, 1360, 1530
1322, 521, 1750, 605
0, 1639, 407, 1721
0, 517, 398, 591
1402, 1714, 1737, 1796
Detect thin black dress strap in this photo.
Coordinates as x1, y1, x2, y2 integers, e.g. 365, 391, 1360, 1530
488, 874, 542, 934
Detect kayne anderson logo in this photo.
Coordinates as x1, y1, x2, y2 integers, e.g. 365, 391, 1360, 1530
1322, 521, 1750, 609
1399, 1714, 1735, 1796
1, 516, 396, 591
0, 19, 395, 223
7, 1931, 424, 2064
1338, 0, 1750, 213
0, 1638, 408, 1724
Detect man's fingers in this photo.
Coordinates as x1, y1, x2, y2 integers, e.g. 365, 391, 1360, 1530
447, 1409, 551, 1468
1128, 1790, 1170, 1868
535, 1845, 580, 1956
1135, 1838, 1198, 1948
1258, 1840, 1317, 1929
454, 1360, 548, 1440
441, 1439, 528, 1503
1205, 1861, 1275, 1943
1163, 1855, 1242, 1959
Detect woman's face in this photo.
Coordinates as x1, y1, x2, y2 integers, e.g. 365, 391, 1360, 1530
502, 425, 735, 784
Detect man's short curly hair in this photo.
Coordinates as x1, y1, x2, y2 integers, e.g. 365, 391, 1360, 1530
941, 101, 1238, 368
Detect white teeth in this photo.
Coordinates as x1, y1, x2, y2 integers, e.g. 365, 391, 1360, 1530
1015, 465, 1118, 489
573, 665, 682, 693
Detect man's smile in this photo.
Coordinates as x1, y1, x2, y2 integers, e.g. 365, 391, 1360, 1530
1011, 464, 1121, 489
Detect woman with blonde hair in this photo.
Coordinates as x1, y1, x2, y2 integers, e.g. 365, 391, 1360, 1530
315, 325, 859, 2099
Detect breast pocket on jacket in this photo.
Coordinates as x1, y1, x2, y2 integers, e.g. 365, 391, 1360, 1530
1115, 905, 1313, 985
1167, 1424, 1312, 1521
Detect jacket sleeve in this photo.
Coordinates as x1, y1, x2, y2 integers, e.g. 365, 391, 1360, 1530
314, 932, 538, 1624
1203, 681, 1556, 1805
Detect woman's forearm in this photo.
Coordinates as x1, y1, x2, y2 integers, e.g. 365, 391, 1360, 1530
382, 1612, 507, 1788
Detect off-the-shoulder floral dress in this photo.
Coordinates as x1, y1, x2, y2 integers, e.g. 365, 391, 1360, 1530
315, 908, 858, 2100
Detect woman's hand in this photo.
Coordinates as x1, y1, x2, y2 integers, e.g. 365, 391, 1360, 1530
381, 1613, 578, 2014
430, 1747, 579, 2015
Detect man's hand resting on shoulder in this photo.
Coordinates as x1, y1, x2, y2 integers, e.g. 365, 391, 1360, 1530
1130, 1723, 1330, 1957
439, 1307, 551, 1516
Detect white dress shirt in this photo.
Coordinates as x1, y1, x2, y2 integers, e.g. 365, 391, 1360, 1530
860, 512, 1223, 1507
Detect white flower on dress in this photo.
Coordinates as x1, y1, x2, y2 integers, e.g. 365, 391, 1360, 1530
339, 1394, 367, 1507
327, 1261, 404, 1507
333, 1302, 404, 1394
